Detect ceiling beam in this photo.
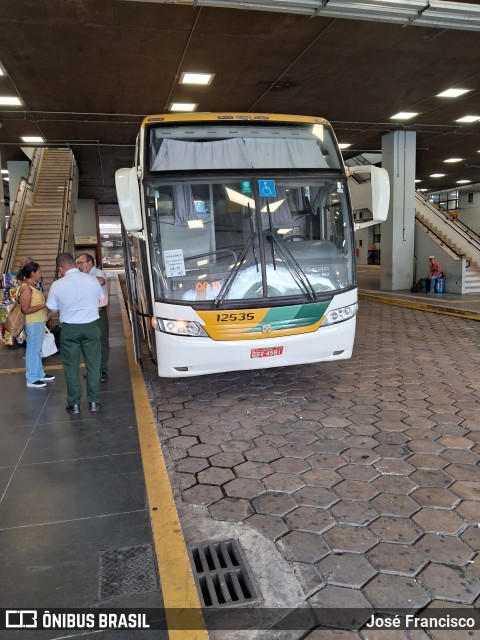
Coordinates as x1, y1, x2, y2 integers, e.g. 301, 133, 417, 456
121, 0, 480, 31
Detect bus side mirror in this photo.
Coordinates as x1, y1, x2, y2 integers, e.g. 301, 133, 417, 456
115, 167, 142, 231
347, 165, 390, 222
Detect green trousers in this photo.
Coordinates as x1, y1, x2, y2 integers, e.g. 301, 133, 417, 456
60, 321, 101, 405
98, 307, 110, 373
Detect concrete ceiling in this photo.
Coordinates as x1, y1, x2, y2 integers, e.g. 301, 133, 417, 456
0, 0, 479, 211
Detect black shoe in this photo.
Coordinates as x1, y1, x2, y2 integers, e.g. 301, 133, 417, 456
66, 403, 80, 415
100, 371, 108, 382
89, 401, 101, 412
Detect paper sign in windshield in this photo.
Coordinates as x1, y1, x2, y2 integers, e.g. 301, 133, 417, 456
164, 249, 186, 277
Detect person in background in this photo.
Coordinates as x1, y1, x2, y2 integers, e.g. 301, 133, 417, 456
47, 253, 106, 414
76, 253, 109, 382
17, 262, 55, 388
17, 256, 44, 292
422, 255, 443, 293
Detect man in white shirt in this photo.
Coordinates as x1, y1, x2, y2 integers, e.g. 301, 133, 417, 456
76, 253, 110, 382
47, 253, 106, 415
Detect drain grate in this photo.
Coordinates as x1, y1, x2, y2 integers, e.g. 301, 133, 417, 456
189, 539, 258, 607
98, 544, 159, 601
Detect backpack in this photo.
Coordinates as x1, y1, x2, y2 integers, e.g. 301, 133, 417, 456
4, 300, 25, 337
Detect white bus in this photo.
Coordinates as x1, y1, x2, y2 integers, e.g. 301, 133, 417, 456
116, 113, 389, 377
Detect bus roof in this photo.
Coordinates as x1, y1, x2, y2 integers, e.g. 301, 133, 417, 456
141, 113, 330, 128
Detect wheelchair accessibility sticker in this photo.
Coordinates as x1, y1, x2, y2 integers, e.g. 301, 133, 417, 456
258, 180, 276, 198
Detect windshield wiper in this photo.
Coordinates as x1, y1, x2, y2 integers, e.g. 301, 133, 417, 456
268, 233, 317, 301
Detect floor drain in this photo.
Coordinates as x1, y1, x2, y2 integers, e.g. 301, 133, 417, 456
98, 544, 158, 600
189, 539, 258, 607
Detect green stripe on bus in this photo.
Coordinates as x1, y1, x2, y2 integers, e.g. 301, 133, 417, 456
247, 301, 330, 333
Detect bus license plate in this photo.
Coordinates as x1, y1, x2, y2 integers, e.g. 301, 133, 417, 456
250, 347, 284, 358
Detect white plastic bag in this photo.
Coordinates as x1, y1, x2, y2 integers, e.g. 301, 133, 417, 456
41, 326, 58, 358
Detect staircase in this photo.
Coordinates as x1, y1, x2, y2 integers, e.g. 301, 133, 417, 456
415, 193, 480, 293
12, 149, 76, 292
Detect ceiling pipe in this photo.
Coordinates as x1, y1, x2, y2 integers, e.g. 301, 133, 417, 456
124, 0, 480, 31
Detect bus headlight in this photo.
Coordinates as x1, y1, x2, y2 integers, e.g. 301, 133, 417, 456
152, 317, 207, 337
322, 303, 358, 326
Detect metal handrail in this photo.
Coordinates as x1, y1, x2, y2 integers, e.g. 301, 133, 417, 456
54, 153, 76, 279
0, 149, 43, 276
416, 192, 480, 256
415, 216, 463, 259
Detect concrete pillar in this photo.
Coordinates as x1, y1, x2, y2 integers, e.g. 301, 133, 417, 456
380, 131, 416, 291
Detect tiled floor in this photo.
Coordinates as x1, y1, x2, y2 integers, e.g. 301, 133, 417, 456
0, 279, 166, 639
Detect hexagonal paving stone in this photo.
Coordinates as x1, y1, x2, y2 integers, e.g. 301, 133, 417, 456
330, 500, 379, 526
244, 447, 281, 463
252, 491, 297, 516
284, 430, 318, 444
363, 574, 430, 611
373, 458, 415, 475
208, 497, 253, 521
278, 443, 316, 458
339, 465, 379, 482
341, 448, 381, 465
408, 454, 449, 470
316, 553, 376, 588
409, 469, 454, 488
369, 494, 420, 517
438, 435, 474, 449
410, 487, 460, 508
175, 457, 210, 474
455, 501, 480, 523
407, 439, 444, 454
224, 477, 265, 500
372, 475, 417, 494
450, 481, 480, 500
412, 508, 465, 534
182, 484, 222, 506
208, 452, 245, 468
220, 439, 254, 453
307, 585, 372, 629
254, 434, 288, 449
276, 530, 330, 563
233, 460, 273, 479
414, 533, 474, 565
188, 443, 222, 458
285, 506, 335, 533
197, 466, 235, 486
263, 473, 306, 494
271, 457, 311, 474
301, 468, 342, 487
293, 486, 339, 508
246, 513, 289, 540
367, 542, 427, 576
323, 524, 378, 553
418, 564, 480, 604
333, 480, 378, 501
307, 452, 346, 470
368, 516, 423, 544
168, 435, 199, 449
460, 525, 480, 552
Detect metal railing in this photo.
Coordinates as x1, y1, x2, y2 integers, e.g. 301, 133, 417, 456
55, 153, 77, 279
0, 149, 43, 276
416, 192, 480, 259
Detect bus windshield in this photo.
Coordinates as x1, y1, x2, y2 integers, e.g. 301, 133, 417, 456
147, 177, 354, 305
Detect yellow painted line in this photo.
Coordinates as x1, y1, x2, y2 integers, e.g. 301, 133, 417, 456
0, 363, 85, 375
118, 276, 208, 640
359, 293, 480, 321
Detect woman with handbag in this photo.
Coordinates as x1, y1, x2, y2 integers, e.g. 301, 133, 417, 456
17, 262, 56, 388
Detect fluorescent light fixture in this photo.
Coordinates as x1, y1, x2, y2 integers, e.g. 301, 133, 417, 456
418, 188, 428, 192
1, 169, 8, 174
21, 135, 44, 142
444, 158, 463, 163
430, 173, 445, 178
0, 96, 21, 106
415, 179, 421, 183
180, 72, 214, 85
455, 115, 480, 123
0, 68, 4, 76
436, 88, 470, 98
390, 112, 418, 120
3, 177, 9, 181
456, 180, 471, 184
338, 143, 351, 149
169, 102, 197, 112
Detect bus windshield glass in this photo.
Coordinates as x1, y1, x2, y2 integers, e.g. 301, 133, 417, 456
147, 177, 354, 305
